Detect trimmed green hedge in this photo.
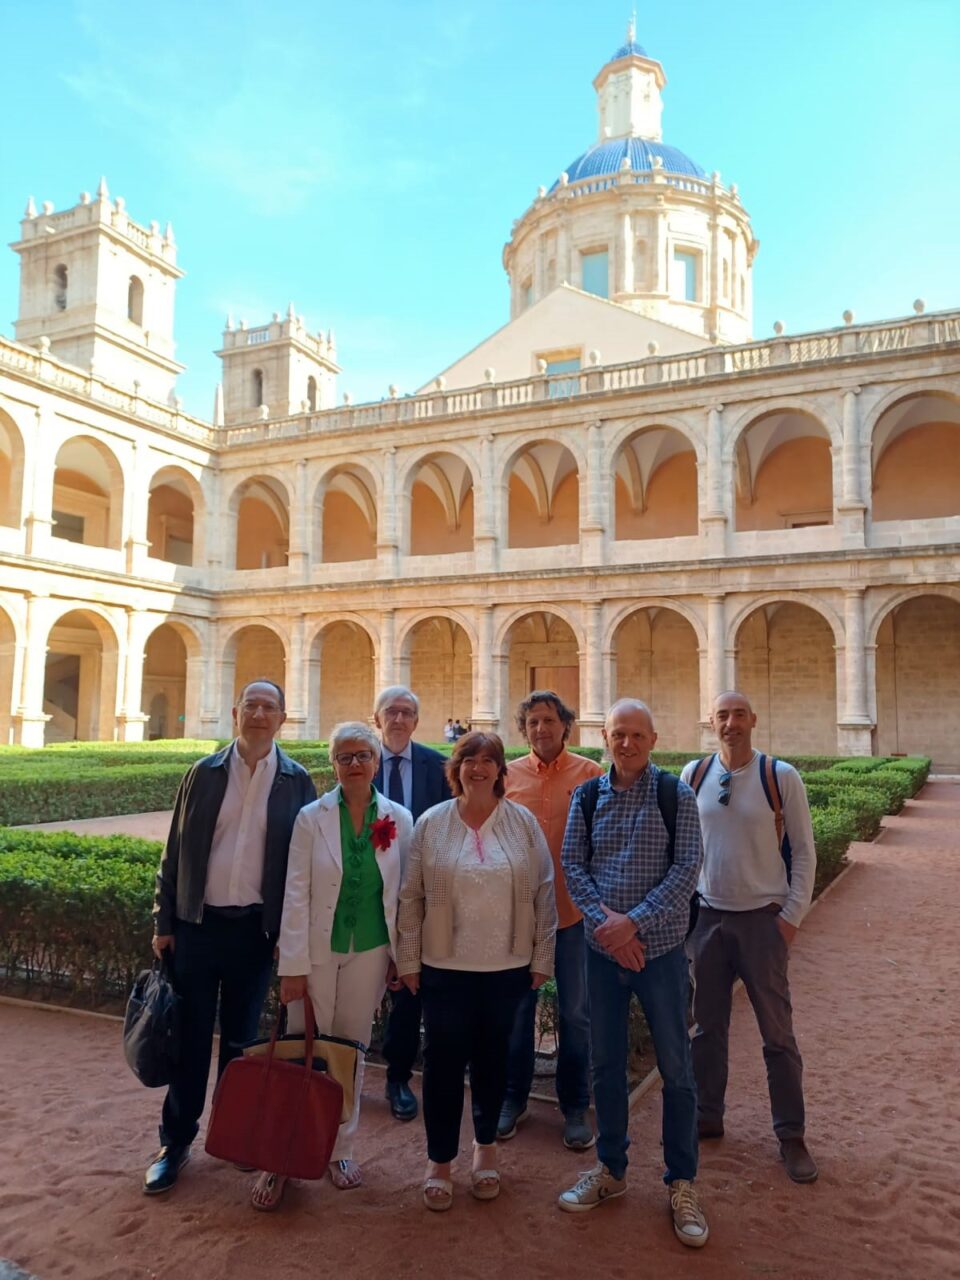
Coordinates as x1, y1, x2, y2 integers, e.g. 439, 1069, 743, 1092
0, 752, 931, 1011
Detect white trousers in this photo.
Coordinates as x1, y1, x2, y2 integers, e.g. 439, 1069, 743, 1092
287, 944, 388, 1162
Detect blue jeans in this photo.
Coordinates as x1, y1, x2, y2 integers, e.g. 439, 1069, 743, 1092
588, 943, 698, 1183
504, 921, 591, 1116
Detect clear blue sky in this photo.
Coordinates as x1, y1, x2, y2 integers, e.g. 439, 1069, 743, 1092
3, 0, 958, 417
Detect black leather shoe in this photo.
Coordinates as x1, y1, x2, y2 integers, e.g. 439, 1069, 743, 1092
143, 1144, 191, 1195
779, 1137, 819, 1183
698, 1117, 725, 1140
385, 1080, 418, 1121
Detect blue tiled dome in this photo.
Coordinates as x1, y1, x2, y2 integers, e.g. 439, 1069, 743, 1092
552, 136, 706, 189
610, 38, 647, 60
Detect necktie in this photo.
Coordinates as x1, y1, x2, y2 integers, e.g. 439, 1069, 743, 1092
388, 754, 404, 805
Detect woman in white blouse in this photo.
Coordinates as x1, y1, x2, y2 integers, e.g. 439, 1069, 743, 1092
250, 721, 412, 1210
397, 731, 556, 1211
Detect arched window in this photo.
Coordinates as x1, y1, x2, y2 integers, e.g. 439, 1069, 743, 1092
53, 264, 68, 312
127, 275, 144, 325
306, 376, 318, 412
252, 368, 264, 408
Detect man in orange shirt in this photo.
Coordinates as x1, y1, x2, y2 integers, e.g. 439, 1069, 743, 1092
501, 690, 604, 1149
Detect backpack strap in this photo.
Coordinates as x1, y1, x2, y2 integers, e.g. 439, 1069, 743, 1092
689, 754, 716, 795
758, 753, 792, 881
655, 768, 679, 863
577, 775, 603, 865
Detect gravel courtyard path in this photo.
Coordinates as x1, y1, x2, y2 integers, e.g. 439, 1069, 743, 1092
3, 781, 958, 1280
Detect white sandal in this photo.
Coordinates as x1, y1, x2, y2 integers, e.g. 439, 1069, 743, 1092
423, 1176, 454, 1211
471, 1141, 501, 1201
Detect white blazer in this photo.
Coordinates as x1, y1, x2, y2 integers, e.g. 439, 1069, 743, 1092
277, 786, 413, 976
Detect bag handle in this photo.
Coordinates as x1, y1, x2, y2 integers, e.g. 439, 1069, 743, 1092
266, 997, 317, 1078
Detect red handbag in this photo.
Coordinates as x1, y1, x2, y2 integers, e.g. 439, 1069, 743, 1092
205, 999, 343, 1178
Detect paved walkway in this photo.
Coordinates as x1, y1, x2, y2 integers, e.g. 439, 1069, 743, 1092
3, 782, 959, 1280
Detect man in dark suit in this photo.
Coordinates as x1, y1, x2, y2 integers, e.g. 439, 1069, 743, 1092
373, 684, 451, 1120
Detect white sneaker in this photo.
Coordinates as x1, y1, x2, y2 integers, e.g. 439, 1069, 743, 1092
669, 1179, 709, 1247
557, 1163, 626, 1213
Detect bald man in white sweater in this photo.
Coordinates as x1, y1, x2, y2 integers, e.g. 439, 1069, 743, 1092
681, 691, 818, 1185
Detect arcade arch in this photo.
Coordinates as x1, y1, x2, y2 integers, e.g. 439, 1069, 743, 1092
310, 620, 376, 737
402, 616, 473, 742
612, 607, 700, 749
141, 623, 198, 739
407, 452, 474, 556
734, 410, 832, 531
506, 441, 579, 547
43, 608, 120, 742
223, 624, 287, 708
871, 392, 960, 521
0, 605, 16, 743
315, 465, 378, 563
147, 467, 203, 566
875, 594, 960, 766
614, 427, 698, 539
231, 475, 290, 570
0, 410, 25, 528
52, 436, 124, 549
735, 601, 837, 754
502, 610, 580, 745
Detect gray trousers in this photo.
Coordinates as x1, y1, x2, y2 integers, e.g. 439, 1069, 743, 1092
688, 904, 805, 1139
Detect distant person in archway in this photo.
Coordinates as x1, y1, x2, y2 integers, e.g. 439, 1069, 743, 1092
681, 691, 818, 1184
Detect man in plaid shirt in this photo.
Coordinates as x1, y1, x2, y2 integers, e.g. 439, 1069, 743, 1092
558, 699, 709, 1249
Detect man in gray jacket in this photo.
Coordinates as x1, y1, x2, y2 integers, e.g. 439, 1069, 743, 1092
145, 679, 316, 1195
682, 691, 818, 1184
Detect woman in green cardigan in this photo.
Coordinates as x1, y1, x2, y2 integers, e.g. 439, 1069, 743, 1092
251, 721, 413, 1210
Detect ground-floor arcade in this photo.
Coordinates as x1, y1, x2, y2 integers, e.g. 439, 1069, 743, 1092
2, 560, 958, 766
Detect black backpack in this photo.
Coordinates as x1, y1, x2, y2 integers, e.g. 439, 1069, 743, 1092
577, 769, 699, 936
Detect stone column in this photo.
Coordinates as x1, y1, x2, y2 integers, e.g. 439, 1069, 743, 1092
280, 613, 307, 738
837, 387, 867, 548
580, 419, 608, 565
124, 442, 151, 575
377, 448, 399, 577
287, 460, 310, 580
13, 592, 50, 746
200, 624, 227, 737
701, 594, 726, 748
474, 435, 498, 572
578, 601, 605, 747
472, 605, 499, 733
183, 648, 204, 738
702, 403, 727, 555
618, 207, 634, 295
838, 587, 874, 755
556, 214, 570, 285
23, 407, 53, 558
118, 608, 150, 741
651, 201, 666, 294
378, 608, 396, 690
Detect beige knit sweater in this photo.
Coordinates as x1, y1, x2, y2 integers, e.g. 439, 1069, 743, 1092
396, 798, 557, 977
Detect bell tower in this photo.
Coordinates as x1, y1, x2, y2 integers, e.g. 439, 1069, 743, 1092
216, 304, 340, 426
11, 179, 185, 402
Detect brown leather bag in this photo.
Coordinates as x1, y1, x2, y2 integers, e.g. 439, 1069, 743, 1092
204, 1000, 343, 1178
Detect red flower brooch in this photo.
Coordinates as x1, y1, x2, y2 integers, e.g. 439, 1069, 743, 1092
370, 816, 398, 852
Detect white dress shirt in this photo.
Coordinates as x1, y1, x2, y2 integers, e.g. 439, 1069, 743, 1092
204, 742, 278, 907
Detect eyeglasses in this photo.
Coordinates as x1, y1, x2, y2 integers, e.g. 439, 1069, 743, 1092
334, 750, 376, 766
718, 771, 733, 806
